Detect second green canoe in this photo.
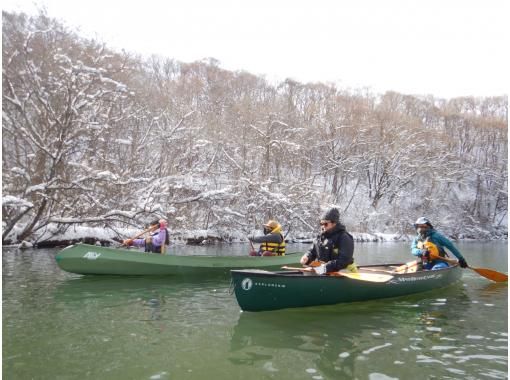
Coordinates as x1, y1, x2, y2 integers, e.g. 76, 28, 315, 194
55, 243, 301, 276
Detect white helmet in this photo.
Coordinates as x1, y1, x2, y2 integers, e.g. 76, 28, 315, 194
413, 217, 433, 228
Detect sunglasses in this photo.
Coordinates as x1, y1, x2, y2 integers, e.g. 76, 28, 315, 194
320, 222, 333, 226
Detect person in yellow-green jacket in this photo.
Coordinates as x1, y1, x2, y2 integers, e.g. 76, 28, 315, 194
249, 220, 286, 256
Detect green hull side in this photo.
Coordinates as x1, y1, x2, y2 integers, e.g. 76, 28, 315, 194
55, 244, 301, 275
231, 266, 462, 311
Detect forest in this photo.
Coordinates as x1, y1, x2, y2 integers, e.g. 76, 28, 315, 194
2, 11, 508, 245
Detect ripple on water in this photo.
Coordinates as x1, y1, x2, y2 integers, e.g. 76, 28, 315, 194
445, 367, 465, 375
442, 353, 508, 365
431, 346, 457, 351
368, 373, 399, 380
263, 362, 278, 372
149, 371, 168, 379
483, 368, 509, 379
362, 343, 392, 355
416, 355, 447, 364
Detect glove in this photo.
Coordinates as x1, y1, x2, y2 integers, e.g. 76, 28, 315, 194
159, 219, 168, 229
300, 254, 310, 265
123, 239, 133, 246
314, 264, 327, 275
458, 257, 468, 268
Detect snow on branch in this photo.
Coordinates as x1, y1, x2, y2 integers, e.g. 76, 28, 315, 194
2, 195, 34, 208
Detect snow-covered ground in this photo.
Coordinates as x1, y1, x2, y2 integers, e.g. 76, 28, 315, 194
4, 224, 416, 249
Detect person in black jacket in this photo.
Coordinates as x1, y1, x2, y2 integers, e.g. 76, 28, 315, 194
300, 208, 356, 275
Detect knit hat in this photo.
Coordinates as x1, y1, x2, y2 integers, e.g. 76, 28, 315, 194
321, 208, 340, 223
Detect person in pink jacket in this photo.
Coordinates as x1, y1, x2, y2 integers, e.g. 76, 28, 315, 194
123, 219, 169, 254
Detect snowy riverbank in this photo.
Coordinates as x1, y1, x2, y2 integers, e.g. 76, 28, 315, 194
5, 224, 504, 250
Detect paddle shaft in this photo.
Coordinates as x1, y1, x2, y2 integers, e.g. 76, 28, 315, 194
281, 266, 393, 282
430, 255, 507, 282
248, 240, 258, 256
432, 255, 459, 265
282, 266, 348, 277
121, 226, 154, 246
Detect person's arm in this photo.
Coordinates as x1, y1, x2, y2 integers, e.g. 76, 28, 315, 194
431, 231, 468, 268
131, 238, 145, 248
435, 233, 464, 260
300, 241, 318, 265
250, 233, 283, 244
411, 237, 424, 257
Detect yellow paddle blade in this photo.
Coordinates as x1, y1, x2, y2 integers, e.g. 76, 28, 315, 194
331, 271, 394, 283
470, 267, 508, 283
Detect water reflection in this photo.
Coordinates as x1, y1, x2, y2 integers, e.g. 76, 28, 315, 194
229, 282, 507, 379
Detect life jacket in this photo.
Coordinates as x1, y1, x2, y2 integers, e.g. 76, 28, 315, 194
260, 232, 286, 256
417, 237, 446, 263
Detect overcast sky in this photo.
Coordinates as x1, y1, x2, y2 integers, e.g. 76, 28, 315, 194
2, 0, 509, 98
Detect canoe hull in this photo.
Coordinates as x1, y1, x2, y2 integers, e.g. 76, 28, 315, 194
55, 244, 300, 276
231, 265, 462, 311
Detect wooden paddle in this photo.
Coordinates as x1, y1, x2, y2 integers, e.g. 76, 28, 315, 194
430, 254, 507, 282
281, 266, 393, 283
430, 254, 458, 265
467, 266, 508, 283
249, 240, 257, 256
120, 226, 153, 247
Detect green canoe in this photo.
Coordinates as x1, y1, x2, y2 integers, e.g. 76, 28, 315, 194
55, 243, 301, 276
231, 263, 462, 311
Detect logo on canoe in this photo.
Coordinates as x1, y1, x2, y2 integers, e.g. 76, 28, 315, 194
83, 251, 101, 260
241, 278, 253, 291
392, 273, 442, 284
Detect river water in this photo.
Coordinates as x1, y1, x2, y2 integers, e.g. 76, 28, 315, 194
2, 242, 508, 380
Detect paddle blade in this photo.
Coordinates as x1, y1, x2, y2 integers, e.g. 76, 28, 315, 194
470, 267, 508, 283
